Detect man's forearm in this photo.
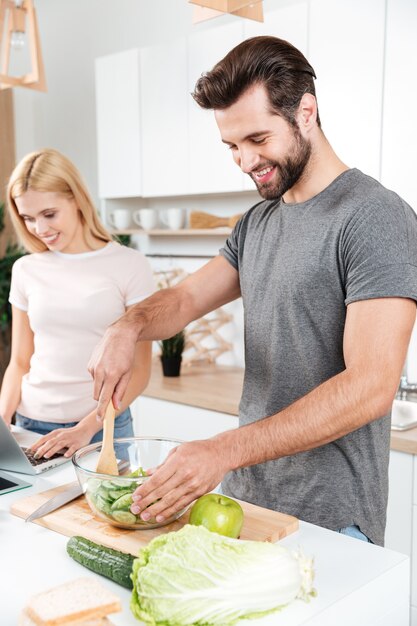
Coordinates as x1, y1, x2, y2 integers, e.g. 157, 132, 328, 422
114, 287, 195, 343
215, 366, 395, 472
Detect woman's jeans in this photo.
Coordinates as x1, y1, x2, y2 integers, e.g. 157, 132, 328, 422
15, 407, 134, 443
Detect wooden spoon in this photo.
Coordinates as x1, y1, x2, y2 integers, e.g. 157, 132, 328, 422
95, 402, 118, 476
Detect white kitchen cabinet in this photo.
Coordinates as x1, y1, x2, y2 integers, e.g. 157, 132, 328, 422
95, 49, 142, 198
187, 22, 244, 195
243, 0, 308, 52
413, 454, 417, 612
413, 504, 417, 612
131, 396, 238, 441
381, 0, 417, 211
385, 449, 417, 618
385, 450, 413, 556
140, 38, 188, 197
414, 454, 417, 506
308, 0, 385, 179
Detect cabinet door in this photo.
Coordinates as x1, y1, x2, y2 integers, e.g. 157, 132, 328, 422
385, 450, 413, 556
132, 396, 238, 441
188, 22, 244, 194
95, 49, 142, 198
243, 0, 308, 53
242, 1, 309, 192
413, 503, 417, 611
309, 0, 385, 179
381, 0, 417, 210
140, 38, 188, 197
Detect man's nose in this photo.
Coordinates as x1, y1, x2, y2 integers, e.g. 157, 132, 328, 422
237, 147, 259, 174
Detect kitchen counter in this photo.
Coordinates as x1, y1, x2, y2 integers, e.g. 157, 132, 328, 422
391, 426, 417, 455
144, 360, 244, 415
1, 461, 410, 626
145, 361, 417, 455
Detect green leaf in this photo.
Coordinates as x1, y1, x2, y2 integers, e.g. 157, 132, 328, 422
159, 330, 185, 358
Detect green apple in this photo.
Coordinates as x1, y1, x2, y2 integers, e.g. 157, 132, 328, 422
189, 493, 244, 538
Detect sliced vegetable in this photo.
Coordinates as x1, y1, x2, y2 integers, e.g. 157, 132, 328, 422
85, 466, 148, 525
66, 536, 134, 589
130, 524, 316, 625
111, 510, 137, 524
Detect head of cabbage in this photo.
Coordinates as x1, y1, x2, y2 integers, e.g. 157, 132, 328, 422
130, 524, 315, 625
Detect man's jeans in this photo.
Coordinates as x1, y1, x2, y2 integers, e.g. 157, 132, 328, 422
337, 524, 371, 542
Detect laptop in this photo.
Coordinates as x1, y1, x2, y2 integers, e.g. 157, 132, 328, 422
0, 419, 70, 475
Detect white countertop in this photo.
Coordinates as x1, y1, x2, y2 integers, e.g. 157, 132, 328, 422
1, 461, 411, 626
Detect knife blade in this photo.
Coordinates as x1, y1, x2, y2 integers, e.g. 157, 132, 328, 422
25, 481, 82, 523
25, 459, 130, 523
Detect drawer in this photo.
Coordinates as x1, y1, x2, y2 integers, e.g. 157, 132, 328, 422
414, 455, 417, 505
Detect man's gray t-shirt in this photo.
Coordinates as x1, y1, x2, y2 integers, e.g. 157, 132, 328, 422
219, 168, 417, 546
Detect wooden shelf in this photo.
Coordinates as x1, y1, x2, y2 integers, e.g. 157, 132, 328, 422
112, 228, 232, 237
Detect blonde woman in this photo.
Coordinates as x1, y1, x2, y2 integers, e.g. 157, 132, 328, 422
0, 148, 154, 460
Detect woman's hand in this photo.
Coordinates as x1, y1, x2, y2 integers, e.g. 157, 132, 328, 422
30, 420, 96, 459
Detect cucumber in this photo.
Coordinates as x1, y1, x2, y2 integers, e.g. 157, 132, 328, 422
111, 492, 134, 511
111, 510, 137, 524
108, 489, 133, 500
93, 493, 113, 515
66, 536, 134, 589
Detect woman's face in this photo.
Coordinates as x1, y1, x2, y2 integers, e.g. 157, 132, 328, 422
15, 189, 86, 254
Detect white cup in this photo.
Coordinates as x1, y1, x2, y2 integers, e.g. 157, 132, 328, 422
108, 209, 132, 230
160, 208, 186, 230
133, 208, 158, 230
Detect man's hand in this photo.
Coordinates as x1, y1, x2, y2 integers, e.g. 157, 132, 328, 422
88, 323, 138, 420
130, 438, 230, 523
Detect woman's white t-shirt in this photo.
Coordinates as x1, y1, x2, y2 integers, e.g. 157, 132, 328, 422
9, 242, 155, 423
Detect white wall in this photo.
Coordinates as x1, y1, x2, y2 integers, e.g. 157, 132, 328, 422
11, 0, 417, 373
14, 0, 193, 198
13, 0, 415, 207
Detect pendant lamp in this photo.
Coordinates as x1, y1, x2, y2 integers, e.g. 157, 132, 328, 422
0, 0, 46, 91
189, 0, 263, 24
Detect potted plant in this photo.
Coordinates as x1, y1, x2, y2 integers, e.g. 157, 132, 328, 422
159, 330, 185, 377
0, 202, 26, 383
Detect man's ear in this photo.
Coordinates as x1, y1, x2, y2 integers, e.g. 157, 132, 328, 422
297, 93, 318, 130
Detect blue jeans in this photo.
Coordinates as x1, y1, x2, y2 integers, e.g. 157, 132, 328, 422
337, 524, 371, 543
15, 407, 134, 443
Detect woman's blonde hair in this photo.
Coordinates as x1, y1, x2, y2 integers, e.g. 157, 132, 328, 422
7, 148, 112, 253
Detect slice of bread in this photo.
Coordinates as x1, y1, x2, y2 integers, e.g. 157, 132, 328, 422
24, 578, 121, 626
19, 612, 114, 625
19, 612, 115, 626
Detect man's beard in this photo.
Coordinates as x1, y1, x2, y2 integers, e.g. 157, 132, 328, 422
250, 128, 312, 200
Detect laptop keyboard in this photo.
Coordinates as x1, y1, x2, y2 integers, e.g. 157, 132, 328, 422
22, 447, 64, 466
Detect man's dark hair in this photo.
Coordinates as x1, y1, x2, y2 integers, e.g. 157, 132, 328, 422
192, 35, 321, 128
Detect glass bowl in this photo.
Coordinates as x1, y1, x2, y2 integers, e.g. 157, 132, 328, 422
72, 436, 188, 530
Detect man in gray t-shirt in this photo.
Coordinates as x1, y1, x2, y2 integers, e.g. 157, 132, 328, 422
220, 168, 417, 545
89, 37, 417, 546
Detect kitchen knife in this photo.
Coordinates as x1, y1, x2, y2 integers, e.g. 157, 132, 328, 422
25, 459, 130, 523
25, 481, 82, 523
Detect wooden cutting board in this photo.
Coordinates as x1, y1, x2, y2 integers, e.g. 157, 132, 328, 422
11, 484, 298, 555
